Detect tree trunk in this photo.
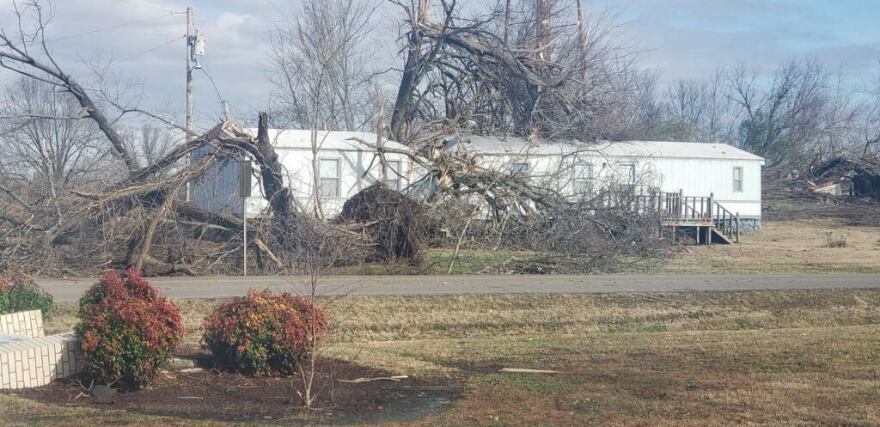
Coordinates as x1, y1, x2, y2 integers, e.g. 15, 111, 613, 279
390, 0, 431, 143
255, 113, 298, 237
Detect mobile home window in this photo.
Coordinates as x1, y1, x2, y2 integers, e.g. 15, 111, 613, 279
623, 164, 636, 184
319, 158, 341, 199
383, 160, 402, 191
617, 163, 636, 192
511, 162, 529, 176
572, 161, 594, 195
733, 166, 743, 192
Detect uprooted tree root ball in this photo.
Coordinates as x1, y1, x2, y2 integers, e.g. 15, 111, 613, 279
333, 183, 428, 265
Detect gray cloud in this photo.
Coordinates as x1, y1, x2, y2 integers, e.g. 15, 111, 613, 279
1, 0, 878, 130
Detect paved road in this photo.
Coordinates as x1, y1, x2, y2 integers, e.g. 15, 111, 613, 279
36, 273, 880, 303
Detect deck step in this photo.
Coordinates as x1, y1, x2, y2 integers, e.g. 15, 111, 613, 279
709, 227, 734, 245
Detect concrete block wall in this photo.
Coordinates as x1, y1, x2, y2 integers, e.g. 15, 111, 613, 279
0, 310, 83, 390
0, 310, 44, 338
0, 333, 82, 390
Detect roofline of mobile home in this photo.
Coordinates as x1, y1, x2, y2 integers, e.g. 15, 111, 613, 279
463, 151, 765, 163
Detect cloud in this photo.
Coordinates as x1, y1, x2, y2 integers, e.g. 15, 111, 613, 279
591, 0, 880, 84
1, 0, 878, 129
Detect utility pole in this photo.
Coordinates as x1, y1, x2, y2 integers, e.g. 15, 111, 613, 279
185, 6, 194, 140
576, 0, 586, 52
536, 0, 551, 61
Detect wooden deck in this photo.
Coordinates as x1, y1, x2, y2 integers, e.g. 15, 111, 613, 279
601, 190, 741, 245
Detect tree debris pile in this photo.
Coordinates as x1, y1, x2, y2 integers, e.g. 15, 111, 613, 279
0, 121, 276, 276
333, 184, 428, 265
485, 197, 669, 273
809, 156, 880, 199
400, 142, 671, 273
761, 155, 880, 225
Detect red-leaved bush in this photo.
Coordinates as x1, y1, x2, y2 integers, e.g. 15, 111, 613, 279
202, 290, 327, 376
76, 268, 184, 390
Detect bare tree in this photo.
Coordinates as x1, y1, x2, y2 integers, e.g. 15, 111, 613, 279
858, 70, 880, 157
0, 78, 108, 188
124, 124, 179, 169
663, 79, 708, 140
0, 1, 140, 172
270, 0, 379, 218
387, 0, 642, 145
728, 60, 828, 167
270, 0, 378, 131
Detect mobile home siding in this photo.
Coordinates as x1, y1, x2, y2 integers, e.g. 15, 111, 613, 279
456, 140, 764, 223
191, 132, 764, 228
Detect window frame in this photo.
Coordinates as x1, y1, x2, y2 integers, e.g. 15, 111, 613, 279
572, 160, 594, 196
617, 162, 636, 193
733, 166, 743, 193
318, 158, 341, 200
383, 160, 402, 191
511, 161, 529, 177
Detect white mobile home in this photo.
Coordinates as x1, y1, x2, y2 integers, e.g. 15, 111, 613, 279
190, 129, 416, 218
191, 130, 765, 230
442, 136, 766, 230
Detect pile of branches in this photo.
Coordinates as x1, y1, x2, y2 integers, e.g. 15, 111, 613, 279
355, 137, 671, 273
0, 118, 292, 275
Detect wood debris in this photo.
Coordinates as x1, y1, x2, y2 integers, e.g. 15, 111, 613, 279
499, 368, 561, 374
336, 375, 409, 383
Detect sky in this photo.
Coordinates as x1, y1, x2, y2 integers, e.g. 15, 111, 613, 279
0, 0, 878, 130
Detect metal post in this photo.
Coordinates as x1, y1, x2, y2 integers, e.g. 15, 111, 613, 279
706, 192, 714, 245
678, 189, 684, 218
735, 212, 740, 243
185, 7, 194, 140
242, 198, 247, 277
239, 160, 252, 276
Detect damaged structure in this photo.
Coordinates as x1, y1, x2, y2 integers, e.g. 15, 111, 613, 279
809, 156, 880, 199
190, 130, 417, 219
439, 137, 765, 232
192, 132, 766, 240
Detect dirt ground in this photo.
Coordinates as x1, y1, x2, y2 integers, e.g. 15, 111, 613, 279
10, 356, 454, 425
665, 219, 880, 273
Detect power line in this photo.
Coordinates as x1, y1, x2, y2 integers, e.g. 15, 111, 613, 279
199, 66, 225, 106
118, 36, 183, 62
46, 13, 179, 43
116, 0, 183, 15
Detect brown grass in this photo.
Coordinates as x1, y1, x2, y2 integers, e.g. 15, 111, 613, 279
665, 219, 880, 273
9, 289, 880, 425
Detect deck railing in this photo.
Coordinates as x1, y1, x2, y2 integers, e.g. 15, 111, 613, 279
595, 189, 740, 243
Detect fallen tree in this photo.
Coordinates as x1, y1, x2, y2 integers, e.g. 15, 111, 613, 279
0, 1, 669, 275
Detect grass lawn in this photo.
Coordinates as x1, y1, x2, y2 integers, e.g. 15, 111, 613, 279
3, 289, 880, 425
665, 219, 880, 274
337, 219, 880, 275
336, 248, 541, 275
